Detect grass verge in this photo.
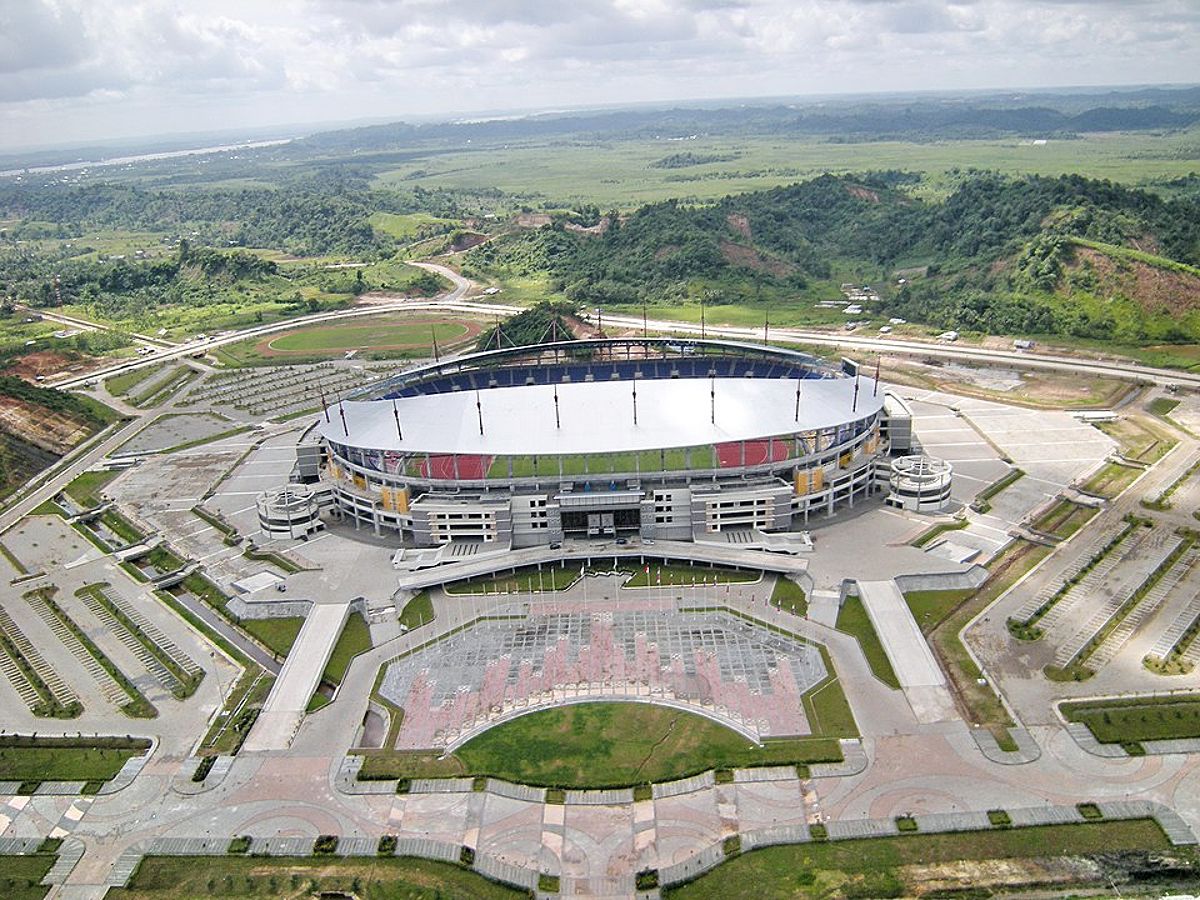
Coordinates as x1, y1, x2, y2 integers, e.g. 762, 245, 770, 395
835, 597, 900, 689
0, 735, 150, 783
106, 854, 527, 899
662, 819, 1175, 898
357, 702, 843, 787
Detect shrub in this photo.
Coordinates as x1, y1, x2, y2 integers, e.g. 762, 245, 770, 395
312, 834, 339, 855
377, 835, 397, 856
227, 836, 251, 855
635, 870, 659, 891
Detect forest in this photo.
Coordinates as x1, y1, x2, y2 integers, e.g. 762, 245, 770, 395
463, 171, 1200, 344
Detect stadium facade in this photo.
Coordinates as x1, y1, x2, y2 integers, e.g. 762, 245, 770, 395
314, 338, 918, 547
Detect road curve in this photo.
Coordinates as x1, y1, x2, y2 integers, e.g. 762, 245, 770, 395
49, 260, 1185, 395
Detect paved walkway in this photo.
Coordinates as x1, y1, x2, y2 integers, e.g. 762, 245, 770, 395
242, 600, 352, 752
857, 579, 957, 723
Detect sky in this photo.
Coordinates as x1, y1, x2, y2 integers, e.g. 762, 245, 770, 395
1, 0, 1198, 151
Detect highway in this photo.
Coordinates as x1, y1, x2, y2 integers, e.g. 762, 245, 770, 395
48, 268, 1185, 397
50, 261, 475, 390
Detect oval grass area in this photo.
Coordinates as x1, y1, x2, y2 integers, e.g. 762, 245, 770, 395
451, 702, 841, 788
266, 319, 470, 353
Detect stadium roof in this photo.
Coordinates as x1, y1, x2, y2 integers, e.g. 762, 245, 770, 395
320, 375, 882, 456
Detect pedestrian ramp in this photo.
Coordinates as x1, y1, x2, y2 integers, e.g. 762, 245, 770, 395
857, 580, 958, 724
241, 600, 352, 752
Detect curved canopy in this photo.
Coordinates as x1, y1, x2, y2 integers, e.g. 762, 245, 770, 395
320, 375, 881, 456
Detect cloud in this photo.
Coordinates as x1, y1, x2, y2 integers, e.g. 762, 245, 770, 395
0, 0, 1196, 149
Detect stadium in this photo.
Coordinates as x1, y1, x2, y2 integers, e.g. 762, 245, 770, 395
315, 337, 916, 547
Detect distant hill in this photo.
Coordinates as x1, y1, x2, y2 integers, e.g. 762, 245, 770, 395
464, 171, 1200, 344
294, 87, 1200, 153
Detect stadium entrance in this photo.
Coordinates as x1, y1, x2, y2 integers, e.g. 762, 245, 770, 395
558, 491, 643, 537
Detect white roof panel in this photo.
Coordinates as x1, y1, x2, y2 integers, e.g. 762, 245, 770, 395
319, 376, 881, 456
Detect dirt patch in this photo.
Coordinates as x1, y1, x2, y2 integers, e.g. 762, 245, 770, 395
719, 240, 792, 276
900, 856, 1101, 895
449, 232, 488, 252
515, 213, 552, 229
562, 314, 597, 339
3, 349, 95, 382
0, 396, 91, 453
564, 218, 610, 236
1070, 246, 1200, 315
847, 185, 880, 203
726, 213, 752, 240
654, 244, 679, 261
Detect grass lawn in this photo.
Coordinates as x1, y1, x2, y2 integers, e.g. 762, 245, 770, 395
456, 704, 842, 787
663, 819, 1172, 899
0, 736, 150, 782
769, 577, 807, 617
927, 540, 1052, 744
320, 612, 372, 687
444, 564, 581, 595
267, 320, 469, 354
0, 852, 56, 900
1032, 499, 1100, 539
904, 589, 975, 636
398, 591, 433, 631
107, 854, 527, 899
360, 703, 843, 787
625, 563, 758, 587
1081, 461, 1145, 498
1098, 415, 1178, 465
1062, 694, 1200, 745
62, 469, 120, 507
242, 617, 304, 658
835, 597, 900, 690
1149, 397, 1181, 417
104, 364, 165, 397
910, 518, 967, 548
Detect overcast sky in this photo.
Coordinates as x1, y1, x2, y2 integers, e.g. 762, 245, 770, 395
2, 0, 1198, 151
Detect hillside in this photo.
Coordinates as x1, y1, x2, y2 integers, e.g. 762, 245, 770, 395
464, 172, 1200, 346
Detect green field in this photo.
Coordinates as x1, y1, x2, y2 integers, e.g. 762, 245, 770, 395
108, 854, 526, 900
903, 589, 975, 636
835, 597, 900, 690
359, 701, 843, 787
1062, 694, 1200, 747
242, 617, 304, 659
0, 851, 56, 900
267, 320, 469, 353
368, 210, 459, 240
443, 563, 581, 595
770, 577, 808, 616
62, 469, 121, 508
372, 129, 1200, 208
397, 591, 434, 630
0, 736, 150, 783
663, 819, 1175, 899
321, 613, 372, 686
